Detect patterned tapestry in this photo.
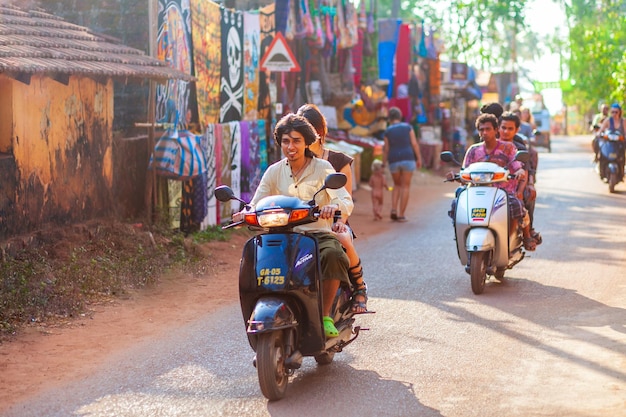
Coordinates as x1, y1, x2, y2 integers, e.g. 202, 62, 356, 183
191, 0, 222, 126
257, 3, 275, 120
156, 0, 193, 124
220, 9, 244, 123
200, 123, 221, 228
239, 121, 252, 202
227, 121, 242, 213
243, 11, 260, 121
258, 119, 269, 173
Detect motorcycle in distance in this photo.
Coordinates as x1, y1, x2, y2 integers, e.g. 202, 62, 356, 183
595, 128, 625, 193
214, 173, 370, 401
441, 150, 530, 295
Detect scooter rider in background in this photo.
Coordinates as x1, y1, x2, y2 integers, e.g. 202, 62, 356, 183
592, 103, 615, 161
447, 113, 539, 251
591, 103, 610, 132
499, 111, 542, 244
233, 113, 354, 338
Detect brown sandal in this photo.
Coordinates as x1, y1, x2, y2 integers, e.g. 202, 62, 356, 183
524, 237, 537, 251
348, 259, 368, 314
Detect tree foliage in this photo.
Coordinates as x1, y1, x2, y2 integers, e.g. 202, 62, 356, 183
563, 0, 626, 109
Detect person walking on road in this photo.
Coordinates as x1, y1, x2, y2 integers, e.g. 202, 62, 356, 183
382, 106, 423, 222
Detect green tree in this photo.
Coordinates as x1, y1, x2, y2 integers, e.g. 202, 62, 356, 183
563, 0, 626, 110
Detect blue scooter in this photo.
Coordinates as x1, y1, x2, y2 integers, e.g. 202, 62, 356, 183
597, 130, 625, 193
214, 173, 368, 401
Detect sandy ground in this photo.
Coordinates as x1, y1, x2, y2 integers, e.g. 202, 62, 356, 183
0, 178, 416, 411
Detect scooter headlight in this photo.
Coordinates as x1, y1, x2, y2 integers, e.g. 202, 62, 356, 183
257, 210, 290, 227
470, 172, 494, 183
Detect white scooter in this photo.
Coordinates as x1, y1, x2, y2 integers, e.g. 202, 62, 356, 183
441, 150, 530, 294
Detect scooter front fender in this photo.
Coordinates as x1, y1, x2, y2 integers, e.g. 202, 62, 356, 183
466, 228, 496, 253
608, 162, 619, 174
247, 297, 297, 335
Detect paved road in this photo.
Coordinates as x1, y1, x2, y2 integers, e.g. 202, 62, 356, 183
4, 135, 626, 417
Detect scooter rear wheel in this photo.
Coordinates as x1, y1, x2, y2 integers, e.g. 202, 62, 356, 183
470, 252, 487, 295
257, 331, 288, 401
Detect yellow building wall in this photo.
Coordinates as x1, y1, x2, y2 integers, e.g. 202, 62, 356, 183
0, 78, 13, 153
7, 75, 115, 232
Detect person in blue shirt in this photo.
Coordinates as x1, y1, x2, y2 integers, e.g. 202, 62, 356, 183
381, 107, 423, 222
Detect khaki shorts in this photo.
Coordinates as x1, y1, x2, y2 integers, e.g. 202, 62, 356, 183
310, 232, 350, 284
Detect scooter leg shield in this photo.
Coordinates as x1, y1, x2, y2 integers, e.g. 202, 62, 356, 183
466, 228, 496, 253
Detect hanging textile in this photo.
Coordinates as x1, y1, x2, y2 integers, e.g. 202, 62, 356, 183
200, 122, 221, 229
156, 0, 192, 124
220, 8, 244, 123
275, 0, 290, 34
243, 11, 261, 121
258, 3, 275, 120
258, 119, 269, 173
239, 121, 252, 202
360, 0, 378, 85
378, 18, 401, 97
191, 0, 222, 125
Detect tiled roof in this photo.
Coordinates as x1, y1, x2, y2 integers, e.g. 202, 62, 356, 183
0, 5, 194, 82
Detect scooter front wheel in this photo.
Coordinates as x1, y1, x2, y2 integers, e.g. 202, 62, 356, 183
256, 331, 288, 401
470, 252, 487, 295
609, 172, 618, 193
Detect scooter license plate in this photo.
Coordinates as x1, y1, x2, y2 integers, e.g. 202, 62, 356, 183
471, 207, 487, 220
609, 153, 617, 158
257, 267, 286, 287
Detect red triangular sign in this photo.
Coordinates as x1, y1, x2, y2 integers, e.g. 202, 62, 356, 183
260, 32, 301, 73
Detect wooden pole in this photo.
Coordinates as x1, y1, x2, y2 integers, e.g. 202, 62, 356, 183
146, 0, 158, 224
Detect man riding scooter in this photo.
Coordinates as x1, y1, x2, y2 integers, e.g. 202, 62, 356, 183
232, 113, 354, 338
447, 113, 540, 251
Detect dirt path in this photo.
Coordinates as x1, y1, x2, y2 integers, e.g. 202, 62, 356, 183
0, 173, 440, 411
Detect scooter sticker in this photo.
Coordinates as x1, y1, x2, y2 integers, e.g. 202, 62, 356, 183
257, 268, 285, 286
295, 253, 313, 268
471, 207, 486, 221
493, 194, 506, 212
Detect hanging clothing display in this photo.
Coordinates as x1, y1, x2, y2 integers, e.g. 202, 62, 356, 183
220, 8, 244, 123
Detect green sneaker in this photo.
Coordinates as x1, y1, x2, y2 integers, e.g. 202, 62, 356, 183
323, 316, 338, 338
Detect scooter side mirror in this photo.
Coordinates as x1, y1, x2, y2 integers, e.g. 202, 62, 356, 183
440, 151, 461, 166
214, 185, 235, 202
324, 173, 347, 190
515, 150, 530, 163
307, 173, 348, 206
440, 151, 454, 163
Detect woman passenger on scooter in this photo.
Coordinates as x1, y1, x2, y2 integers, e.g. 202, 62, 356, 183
598, 103, 625, 136
297, 104, 369, 314
233, 113, 354, 338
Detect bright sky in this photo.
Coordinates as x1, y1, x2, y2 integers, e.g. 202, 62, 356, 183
523, 0, 568, 114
